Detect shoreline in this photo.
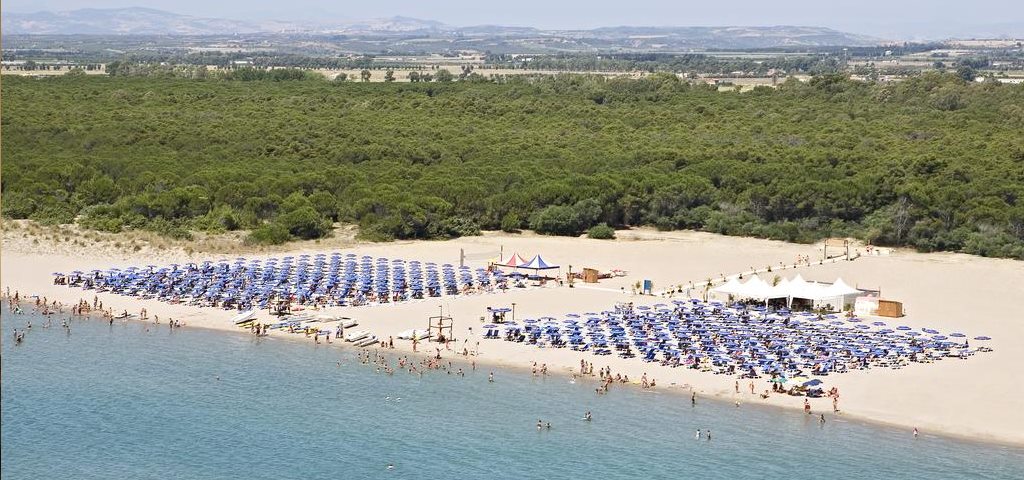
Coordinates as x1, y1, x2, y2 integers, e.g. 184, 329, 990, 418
4, 228, 1022, 447
6, 303, 1023, 450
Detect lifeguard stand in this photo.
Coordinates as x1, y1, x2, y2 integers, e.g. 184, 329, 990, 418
428, 314, 454, 343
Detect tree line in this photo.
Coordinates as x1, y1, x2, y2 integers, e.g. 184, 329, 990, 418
2, 72, 1022, 259
485, 53, 844, 76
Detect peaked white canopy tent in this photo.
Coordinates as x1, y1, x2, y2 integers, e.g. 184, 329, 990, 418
711, 274, 863, 310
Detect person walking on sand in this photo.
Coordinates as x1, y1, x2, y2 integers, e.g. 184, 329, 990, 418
804, 399, 811, 414
735, 380, 739, 394
749, 381, 755, 395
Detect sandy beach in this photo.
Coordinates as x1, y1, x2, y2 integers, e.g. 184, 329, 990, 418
4, 225, 1022, 446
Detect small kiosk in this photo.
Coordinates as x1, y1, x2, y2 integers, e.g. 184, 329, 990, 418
486, 307, 511, 324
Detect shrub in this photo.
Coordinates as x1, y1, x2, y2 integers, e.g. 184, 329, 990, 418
436, 216, 481, 238
530, 205, 580, 236
500, 212, 521, 233
246, 222, 291, 245
29, 203, 76, 225
277, 206, 331, 240
587, 223, 616, 239
144, 218, 193, 240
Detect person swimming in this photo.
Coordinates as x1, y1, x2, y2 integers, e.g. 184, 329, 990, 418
584, 411, 592, 421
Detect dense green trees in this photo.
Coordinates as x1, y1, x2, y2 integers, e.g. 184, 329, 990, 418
2, 73, 1023, 258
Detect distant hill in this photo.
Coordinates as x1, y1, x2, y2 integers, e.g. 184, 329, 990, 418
1, 7, 880, 48
1, 7, 274, 35
580, 25, 879, 49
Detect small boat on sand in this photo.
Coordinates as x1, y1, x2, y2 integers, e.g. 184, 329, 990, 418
231, 310, 256, 325
344, 330, 371, 342
355, 335, 378, 347
396, 329, 431, 340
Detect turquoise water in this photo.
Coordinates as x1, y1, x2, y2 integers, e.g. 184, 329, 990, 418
2, 309, 1022, 479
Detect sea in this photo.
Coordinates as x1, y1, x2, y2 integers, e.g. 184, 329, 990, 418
2, 308, 1022, 479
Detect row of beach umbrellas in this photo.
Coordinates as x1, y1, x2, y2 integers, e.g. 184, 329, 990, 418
55, 252, 527, 309
484, 299, 991, 381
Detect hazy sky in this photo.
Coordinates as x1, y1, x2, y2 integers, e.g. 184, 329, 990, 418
5, 0, 1023, 38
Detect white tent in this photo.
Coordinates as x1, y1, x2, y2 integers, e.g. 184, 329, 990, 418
711, 277, 744, 296
713, 274, 862, 310
789, 277, 830, 302
820, 277, 862, 310
768, 277, 791, 299
824, 278, 860, 297
738, 275, 773, 300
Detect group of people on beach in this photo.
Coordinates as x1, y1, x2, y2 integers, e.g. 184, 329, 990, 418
531, 362, 548, 376
580, 362, 654, 394
250, 323, 270, 336
4, 288, 185, 337
358, 349, 477, 378
6, 289, 64, 316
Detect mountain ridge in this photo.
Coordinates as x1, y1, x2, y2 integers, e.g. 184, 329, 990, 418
2, 7, 880, 47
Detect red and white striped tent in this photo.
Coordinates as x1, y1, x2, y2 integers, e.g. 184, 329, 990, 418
501, 253, 529, 268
